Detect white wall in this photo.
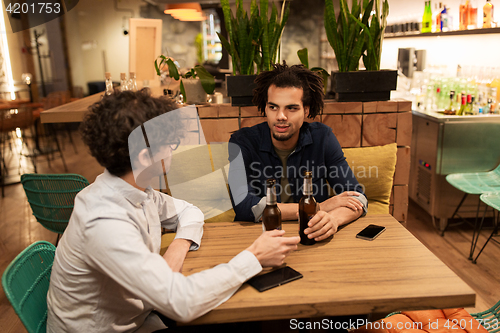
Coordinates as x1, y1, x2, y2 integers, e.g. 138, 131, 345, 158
67, 0, 142, 94
381, 0, 500, 75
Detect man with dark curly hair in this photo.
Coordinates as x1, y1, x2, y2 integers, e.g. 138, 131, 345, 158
228, 63, 367, 242
46, 89, 299, 332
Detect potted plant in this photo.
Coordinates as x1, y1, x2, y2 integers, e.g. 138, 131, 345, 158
155, 55, 215, 105
217, 0, 289, 106
297, 48, 330, 94
324, 0, 396, 102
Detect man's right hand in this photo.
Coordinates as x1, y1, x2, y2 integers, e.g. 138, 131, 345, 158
246, 230, 300, 267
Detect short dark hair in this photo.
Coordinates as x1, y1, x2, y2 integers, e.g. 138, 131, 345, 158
80, 89, 179, 176
252, 62, 324, 119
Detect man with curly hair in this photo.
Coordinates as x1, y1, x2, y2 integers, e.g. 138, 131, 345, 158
46, 89, 299, 332
228, 63, 367, 242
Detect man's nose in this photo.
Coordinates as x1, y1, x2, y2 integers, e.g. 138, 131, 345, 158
276, 108, 287, 120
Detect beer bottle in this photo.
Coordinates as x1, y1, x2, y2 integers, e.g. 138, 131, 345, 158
262, 179, 282, 231
299, 171, 317, 245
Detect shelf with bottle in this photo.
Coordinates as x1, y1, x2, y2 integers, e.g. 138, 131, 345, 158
385, 0, 497, 38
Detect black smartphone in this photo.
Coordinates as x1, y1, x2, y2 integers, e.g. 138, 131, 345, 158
356, 224, 386, 241
247, 266, 303, 292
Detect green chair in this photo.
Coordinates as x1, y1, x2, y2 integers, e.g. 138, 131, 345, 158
471, 298, 500, 333
21, 173, 89, 244
472, 192, 500, 264
445, 164, 500, 259
2, 241, 56, 333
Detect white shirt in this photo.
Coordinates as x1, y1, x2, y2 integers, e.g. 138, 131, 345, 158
47, 170, 262, 333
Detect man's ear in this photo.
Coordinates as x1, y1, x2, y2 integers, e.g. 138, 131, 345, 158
137, 148, 153, 167
304, 106, 310, 119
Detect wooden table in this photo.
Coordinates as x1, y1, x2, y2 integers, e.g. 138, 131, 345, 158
40, 86, 171, 123
181, 214, 475, 325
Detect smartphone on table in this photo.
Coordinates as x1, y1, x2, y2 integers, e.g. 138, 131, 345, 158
356, 224, 386, 241
247, 266, 303, 292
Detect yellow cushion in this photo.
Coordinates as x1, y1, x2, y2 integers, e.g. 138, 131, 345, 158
342, 143, 397, 214
160, 232, 176, 255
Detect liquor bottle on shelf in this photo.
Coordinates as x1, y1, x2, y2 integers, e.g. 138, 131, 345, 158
128, 72, 138, 92
483, 0, 494, 28
120, 73, 128, 92
262, 179, 282, 231
434, 2, 442, 32
445, 90, 456, 114
441, 5, 451, 31
459, 0, 469, 29
468, 0, 478, 29
299, 171, 317, 246
105, 72, 113, 96
422, 1, 433, 33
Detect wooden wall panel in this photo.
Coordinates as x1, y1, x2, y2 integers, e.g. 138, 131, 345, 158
376, 101, 399, 112
200, 118, 239, 142
323, 115, 361, 148
219, 104, 239, 118
197, 105, 218, 118
240, 106, 259, 117
393, 185, 409, 222
240, 117, 266, 128
394, 146, 411, 186
397, 112, 412, 146
362, 113, 397, 147
323, 101, 362, 114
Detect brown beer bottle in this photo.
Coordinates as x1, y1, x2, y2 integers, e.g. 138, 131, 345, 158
262, 179, 282, 231
299, 171, 317, 245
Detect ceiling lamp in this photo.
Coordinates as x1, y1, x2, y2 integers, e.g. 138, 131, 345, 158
164, 3, 206, 21
173, 12, 206, 21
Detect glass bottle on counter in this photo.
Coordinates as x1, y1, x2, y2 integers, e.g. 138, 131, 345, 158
299, 171, 317, 246
262, 179, 282, 231
105, 72, 113, 95
465, 94, 473, 114
457, 93, 467, 115
446, 90, 456, 113
483, 0, 494, 28
120, 73, 128, 92
128, 72, 138, 92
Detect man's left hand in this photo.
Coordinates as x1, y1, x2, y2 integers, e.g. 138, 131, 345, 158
303, 210, 339, 242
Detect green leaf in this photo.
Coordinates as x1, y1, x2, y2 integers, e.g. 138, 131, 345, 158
311, 67, 330, 93
194, 65, 215, 94
166, 58, 180, 81
324, 0, 343, 71
297, 48, 309, 69
260, 0, 270, 71
180, 80, 186, 103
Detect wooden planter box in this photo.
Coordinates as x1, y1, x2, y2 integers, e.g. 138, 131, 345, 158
331, 70, 398, 102
226, 74, 258, 107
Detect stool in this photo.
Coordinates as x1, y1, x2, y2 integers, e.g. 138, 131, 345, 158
445, 165, 500, 260
473, 192, 500, 264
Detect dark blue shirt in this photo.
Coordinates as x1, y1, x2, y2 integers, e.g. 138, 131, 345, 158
228, 121, 366, 222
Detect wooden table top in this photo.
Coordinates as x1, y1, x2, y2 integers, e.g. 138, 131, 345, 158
40, 86, 170, 124
181, 214, 475, 325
